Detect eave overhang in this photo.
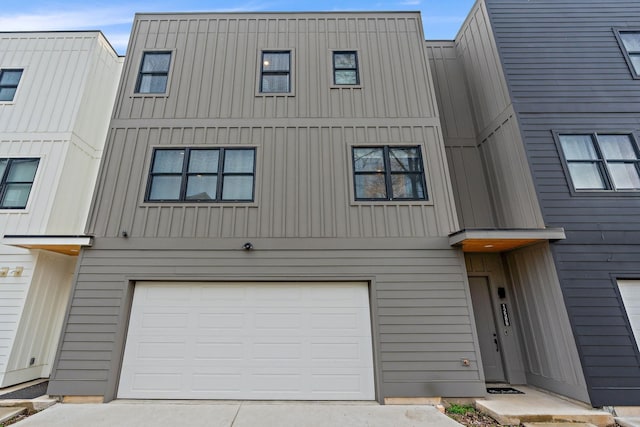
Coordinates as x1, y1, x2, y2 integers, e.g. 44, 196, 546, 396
449, 228, 566, 253
1, 235, 93, 256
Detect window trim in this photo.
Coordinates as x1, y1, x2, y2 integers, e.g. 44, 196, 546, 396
0, 68, 25, 103
0, 157, 40, 210
144, 147, 257, 204
132, 50, 174, 97
256, 49, 295, 96
554, 131, 640, 195
350, 145, 429, 203
613, 28, 640, 80
331, 50, 361, 87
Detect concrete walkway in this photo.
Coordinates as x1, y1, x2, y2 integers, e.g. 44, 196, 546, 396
13, 401, 462, 427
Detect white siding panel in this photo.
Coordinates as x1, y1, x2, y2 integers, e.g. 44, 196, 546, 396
0, 249, 37, 387
0, 140, 67, 236
3, 251, 74, 386
0, 33, 98, 134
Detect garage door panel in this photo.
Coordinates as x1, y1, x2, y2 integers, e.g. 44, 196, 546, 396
118, 282, 375, 400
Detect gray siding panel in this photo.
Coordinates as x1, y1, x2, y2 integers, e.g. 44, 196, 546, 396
484, 0, 640, 406
48, 240, 485, 401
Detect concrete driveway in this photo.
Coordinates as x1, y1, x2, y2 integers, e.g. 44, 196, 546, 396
15, 401, 462, 427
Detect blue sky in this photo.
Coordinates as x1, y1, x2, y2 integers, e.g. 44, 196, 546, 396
1, 0, 476, 54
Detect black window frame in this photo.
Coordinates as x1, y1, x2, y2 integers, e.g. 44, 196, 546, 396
0, 158, 39, 209
352, 145, 428, 202
259, 51, 291, 94
614, 29, 640, 79
145, 147, 256, 203
0, 68, 24, 102
135, 51, 172, 94
556, 132, 640, 193
332, 51, 360, 86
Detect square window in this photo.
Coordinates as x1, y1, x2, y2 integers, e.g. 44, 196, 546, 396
135, 52, 171, 94
352, 146, 428, 201
559, 133, 640, 191
333, 51, 359, 85
0, 69, 23, 102
260, 51, 290, 93
0, 158, 39, 209
146, 148, 255, 202
616, 30, 640, 78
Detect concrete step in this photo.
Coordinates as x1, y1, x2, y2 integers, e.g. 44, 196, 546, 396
0, 406, 26, 424
474, 386, 614, 427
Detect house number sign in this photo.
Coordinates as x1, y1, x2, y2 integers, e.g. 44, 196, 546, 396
501, 303, 510, 326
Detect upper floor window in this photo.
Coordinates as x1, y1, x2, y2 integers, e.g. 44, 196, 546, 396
260, 51, 290, 93
558, 133, 640, 191
0, 69, 23, 102
352, 146, 427, 201
616, 30, 640, 78
333, 51, 359, 85
0, 158, 39, 209
146, 148, 255, 202
135, 52, 171, 94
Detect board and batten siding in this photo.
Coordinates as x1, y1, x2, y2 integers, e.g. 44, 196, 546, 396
115, 13, 437, 121
89, 124, 457, 239
482, 0, 640, 406
47, 240, 485, 401
0, 32, 122, 235
0, 33, 115, 135
426, 42, 496, 229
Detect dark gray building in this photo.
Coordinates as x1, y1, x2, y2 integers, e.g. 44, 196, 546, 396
429, 0, 640, 407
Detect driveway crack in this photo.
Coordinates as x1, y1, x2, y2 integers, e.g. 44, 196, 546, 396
230, 402, 242, 426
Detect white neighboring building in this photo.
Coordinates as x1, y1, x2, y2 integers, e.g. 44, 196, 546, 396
0, 31, 122, 388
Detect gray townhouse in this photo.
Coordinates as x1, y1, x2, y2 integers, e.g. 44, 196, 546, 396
428, 0, 640, 408
47, 11, 490, 403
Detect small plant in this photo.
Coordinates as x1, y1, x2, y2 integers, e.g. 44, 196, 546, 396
446, 403, 476, 415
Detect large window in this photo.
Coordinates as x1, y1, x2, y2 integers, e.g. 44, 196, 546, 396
260, 51, 290, 93
558, 134, 640, 191
616, 30, 640, 77
0, 158, 39, 209
333, 51, 359, 85
352, 146, 427, 201
0, 69, 23, 102
146, 148, 255, 202
135, 52, 171, 94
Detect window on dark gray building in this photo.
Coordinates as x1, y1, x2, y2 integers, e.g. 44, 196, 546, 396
260, 51, 291, 93
0, 158, 39, 209
352, 146, 428, 201
616, 30, 640, 78
0, 69, 23, 102
558, 134, 640, 191
146, 148, 256, 202
135, 52, 171, 94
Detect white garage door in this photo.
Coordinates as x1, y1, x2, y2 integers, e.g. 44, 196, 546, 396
118, 281, 375, 400
618, 280, 640, 348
